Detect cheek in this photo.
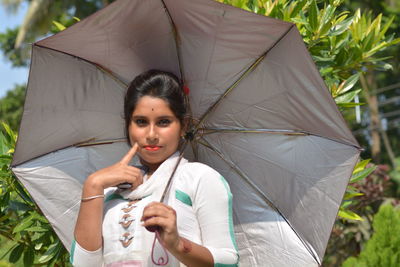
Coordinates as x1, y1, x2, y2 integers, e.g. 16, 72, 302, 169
128, 126, 143, 142
167, 128, 182, 145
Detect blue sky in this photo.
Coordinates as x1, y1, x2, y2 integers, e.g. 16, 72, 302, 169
0, 3, 28, 98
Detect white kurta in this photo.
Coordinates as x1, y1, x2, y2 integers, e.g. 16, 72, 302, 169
70, 154, 239, 267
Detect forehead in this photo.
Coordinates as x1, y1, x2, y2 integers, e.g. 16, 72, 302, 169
132, 96, 174, 116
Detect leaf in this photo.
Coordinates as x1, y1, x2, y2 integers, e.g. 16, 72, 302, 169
312, 55, 335, 62
23, 248, 35, 267
330, 16, 353, 36
337, 73, 360, 95
1, 122, 17, 146
9, 244, 24, 263
338, 210, 363, 221
13, 179, 33, 203
319, 5, 336, 36
344, 192, 364, 200
13, 214, 35, 233
290, 0, 307, 18
9, 200, 32, 212
350, 166, 376, 183
320, 67, 334, 76
346, 185, 358, 191
308, 0, 318, 32
34, 243, 43, 250
24, 226, 49, 232
337, 102, 364, 108
0, 131, 9, 155
52, 21, 66, 31
38, 242, 60, 263
0, 212, 12, 223
353, 159, 371, 174
341, 200, 352, 209
335, 89, 361, 104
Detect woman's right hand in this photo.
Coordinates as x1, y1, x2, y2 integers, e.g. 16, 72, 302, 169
84, 143, 143, 191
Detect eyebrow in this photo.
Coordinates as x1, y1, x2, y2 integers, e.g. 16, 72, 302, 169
131, 115, 175, 119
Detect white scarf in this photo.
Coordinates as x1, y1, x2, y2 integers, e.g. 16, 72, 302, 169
119, 151, 187, 201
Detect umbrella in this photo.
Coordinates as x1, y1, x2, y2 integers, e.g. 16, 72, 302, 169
11, 0, 361, 265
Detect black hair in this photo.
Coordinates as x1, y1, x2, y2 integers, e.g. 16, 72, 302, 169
124, 69, 186, 144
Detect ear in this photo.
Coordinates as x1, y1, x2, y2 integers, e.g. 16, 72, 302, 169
181, 116, 191, 137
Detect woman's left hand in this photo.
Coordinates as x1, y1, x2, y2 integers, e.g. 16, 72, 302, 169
141, 202, 180, 251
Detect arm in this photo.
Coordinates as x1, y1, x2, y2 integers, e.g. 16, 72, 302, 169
141, 202, 214, 267
140, 168, 238, 267
194, 170, 239, 265
72, 144, 142, 263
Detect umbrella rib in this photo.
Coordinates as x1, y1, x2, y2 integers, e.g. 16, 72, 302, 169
193, 24, 295, 133
34, 44, 128, 89
159, 0, 184, 81
197, 136, 321, 265
159, 0, 194, 121
199, 128, 362, 149
200, 128, 308, 136
73, 138, 127, 147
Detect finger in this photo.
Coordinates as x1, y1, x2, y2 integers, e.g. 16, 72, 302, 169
141, 203, 175, 221
118, 170, 143, 189
124, 167, 143, 185
142, 216, 167, 229
120, 142, 139, 165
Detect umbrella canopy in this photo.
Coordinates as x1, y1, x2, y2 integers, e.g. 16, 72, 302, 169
12, 0, 361, 265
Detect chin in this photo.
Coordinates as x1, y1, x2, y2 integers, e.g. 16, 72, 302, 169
139, 150, 175, 166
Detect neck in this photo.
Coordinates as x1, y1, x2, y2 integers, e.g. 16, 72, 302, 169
140, 160, 160, 176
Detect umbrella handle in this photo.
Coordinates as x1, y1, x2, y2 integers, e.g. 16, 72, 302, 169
147, 141, 188, 265
159, 140, 188, 203
151, 231, 169, 266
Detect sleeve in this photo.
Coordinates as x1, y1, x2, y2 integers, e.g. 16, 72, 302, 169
70, 239, 103, 267
193, 167, 239, 266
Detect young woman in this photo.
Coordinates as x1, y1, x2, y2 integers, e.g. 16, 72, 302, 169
71, 70, 239, 267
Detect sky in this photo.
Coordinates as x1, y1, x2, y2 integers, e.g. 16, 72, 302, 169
0, 2, 29, 98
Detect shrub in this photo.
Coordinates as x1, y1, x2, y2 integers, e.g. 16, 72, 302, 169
342, 204, 400, 267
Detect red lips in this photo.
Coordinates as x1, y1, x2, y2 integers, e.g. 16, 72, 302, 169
143, 145, 161, 151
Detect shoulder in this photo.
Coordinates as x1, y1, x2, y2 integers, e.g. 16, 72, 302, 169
177, 161, 231, 198
178, 161, 222, 184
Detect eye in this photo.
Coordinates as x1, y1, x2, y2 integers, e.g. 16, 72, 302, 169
157, 118, 172, 127
133, 118, 148, 127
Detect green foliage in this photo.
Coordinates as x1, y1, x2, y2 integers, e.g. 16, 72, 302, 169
325, 164, 395, 266
0, 27, 29, 67
388, 157, 400, 194
342, 204, 400, 267
339, 159, 376, 221
0, 84, 26, 132
0, 123, 71, 266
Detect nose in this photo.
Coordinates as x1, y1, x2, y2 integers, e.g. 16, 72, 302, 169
146, 124, 158, 144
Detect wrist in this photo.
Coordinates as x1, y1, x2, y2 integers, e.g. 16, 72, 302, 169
83, 174, 105, 194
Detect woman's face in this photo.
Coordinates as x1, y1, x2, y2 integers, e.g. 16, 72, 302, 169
128, 95, 183, 170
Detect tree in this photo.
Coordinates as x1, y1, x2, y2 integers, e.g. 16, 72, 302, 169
341, 0, 400, 167
0, 84, 25, 131
0, 123, 71, 266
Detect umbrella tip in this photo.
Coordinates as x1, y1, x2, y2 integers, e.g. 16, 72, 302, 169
184, 130, 194, 141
